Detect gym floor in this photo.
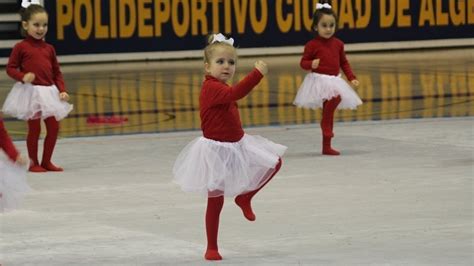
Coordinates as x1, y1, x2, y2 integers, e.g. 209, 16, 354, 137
0, 48, 472, 265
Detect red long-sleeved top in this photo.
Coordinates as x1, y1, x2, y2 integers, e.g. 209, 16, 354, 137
300, 36, 356, 81
200, 69, 263, 142
0, 119, 19, 162
6, 36, 66, 92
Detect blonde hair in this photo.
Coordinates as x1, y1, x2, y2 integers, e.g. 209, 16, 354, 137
203, 34, 237, 64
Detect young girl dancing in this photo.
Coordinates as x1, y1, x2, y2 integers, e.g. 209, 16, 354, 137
173, 33, 286, 260
2, 1, 73, 172
1, 116, 31, 212
294, 0, 362, 155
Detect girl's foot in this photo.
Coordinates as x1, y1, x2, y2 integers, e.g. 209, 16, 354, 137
235, 195, 256, 221
205, 249, 222, 260
29, 164, 47, 172
322, 137, 340, 156
322, 147, 340, 156
41, 162, 63, 171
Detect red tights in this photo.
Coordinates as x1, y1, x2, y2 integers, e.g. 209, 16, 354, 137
321, 96, 341, 155
27, 117, 63, 172
204, 158, 283, 260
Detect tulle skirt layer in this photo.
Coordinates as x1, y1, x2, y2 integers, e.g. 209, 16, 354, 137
2, 83, 73, 121
293, 72, 362, 110
0, 159, 31, 212
173, 134, 287, 197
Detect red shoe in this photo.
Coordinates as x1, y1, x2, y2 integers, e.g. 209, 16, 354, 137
41, 162, 64, 172
235, 195, 256, 221
322, 137, 340, 156
29, 164, 47, 172
322, 147, 340, 156
204, 249, 222, 260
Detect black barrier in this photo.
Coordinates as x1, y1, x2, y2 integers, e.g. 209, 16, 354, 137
0, 0, 472, 59
47, 0, 473, 55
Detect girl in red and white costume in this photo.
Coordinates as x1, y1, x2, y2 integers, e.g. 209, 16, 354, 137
173, 33, 286, 260
2, 1, 72, 172
294, 0, 362, 155
0, 115, 31, 212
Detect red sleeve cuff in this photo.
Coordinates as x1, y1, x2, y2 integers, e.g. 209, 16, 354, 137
253, 68, 264, 78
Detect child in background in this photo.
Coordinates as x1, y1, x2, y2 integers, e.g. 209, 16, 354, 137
2, 1, 73, 172
0, 116, 31, 212
173, 33, 286, 260
294, 0, 362, 155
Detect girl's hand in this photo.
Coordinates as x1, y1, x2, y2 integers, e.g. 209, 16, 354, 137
59, 92, 70, 101
15, 154, 29, 167
351, 79, 360, 87
311, 59, 320, 69
23, 72, 35, 83
255, 60, 268, 75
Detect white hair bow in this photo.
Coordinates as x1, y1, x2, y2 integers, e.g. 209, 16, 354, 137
211, 33, 234, 46
21, 0, 41, 8
316, 3, 332, 10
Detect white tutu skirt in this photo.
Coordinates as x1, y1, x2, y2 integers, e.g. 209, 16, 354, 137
294, 72, 362, 110
2, 82, 73, 121
173, 134, 287, 197
0, 159, 31, 212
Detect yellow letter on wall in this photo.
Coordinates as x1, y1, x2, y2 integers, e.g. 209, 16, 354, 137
380, 0, 395, 28
419, 0, 435, 26
449, 0, 465, 25
191, 0, 208, 35
276, 0, 293, 33
172, 0, 190, 37
119, 0, 137, 38
154, 0, 170, 36
74, 0, 93, 40
138, 0, 153, 37
56, 0, 73, 40
250, 0, 268, 34
436, 0, 449, 25
94, 0, 110, 38
397, 0, 411, 27
355, 0, 371, 28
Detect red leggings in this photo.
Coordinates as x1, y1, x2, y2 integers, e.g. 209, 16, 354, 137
27, 117, 59, 166
321, 95, 341, 138
321, 96, 341, 155
205, 158, 283, 256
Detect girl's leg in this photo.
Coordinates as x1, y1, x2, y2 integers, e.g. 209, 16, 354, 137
321, 95, 342, 155
205, 195, 224, 260
41, 117, 62, 171
27, 119, 46, 172
235, 158, 283, 221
